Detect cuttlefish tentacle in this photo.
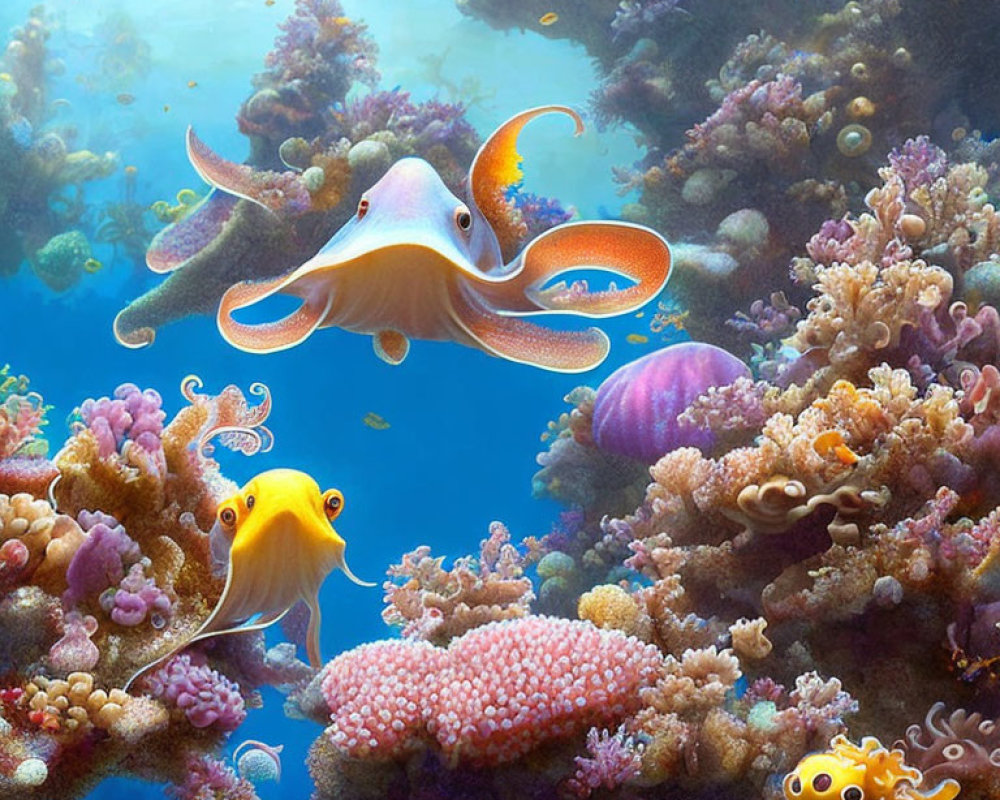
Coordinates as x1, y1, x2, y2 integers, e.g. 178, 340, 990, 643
474, 220, 672, 316
468, 104, 584, 210
468, 105, 584, 260
123, 469, 372, 691
218, 276, 334, 353
450, 281, 610, 372
186, 128, 312, 215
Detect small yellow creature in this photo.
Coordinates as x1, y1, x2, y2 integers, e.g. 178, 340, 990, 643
125, 469, 372, 689
783, 735, 960, 800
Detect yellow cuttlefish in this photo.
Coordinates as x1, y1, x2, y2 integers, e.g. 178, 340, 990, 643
783, 735, 960, 800
125, 468, 372, 689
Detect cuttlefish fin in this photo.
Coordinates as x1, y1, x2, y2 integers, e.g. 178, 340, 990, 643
146, 189, 239, 273
468, 105, 583, 259
373, 330, 410, 365
479, 221, 671, 316
451, 282, 610, 372
218, 277, 334, 353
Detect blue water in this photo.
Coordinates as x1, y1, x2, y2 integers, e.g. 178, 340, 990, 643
0, 2, 673, 796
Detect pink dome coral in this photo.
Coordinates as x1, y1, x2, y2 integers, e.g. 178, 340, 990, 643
144, 653, 246, 731
320, 616, 663, 766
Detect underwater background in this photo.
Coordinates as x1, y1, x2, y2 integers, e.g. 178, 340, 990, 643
2, 0, 1000, 799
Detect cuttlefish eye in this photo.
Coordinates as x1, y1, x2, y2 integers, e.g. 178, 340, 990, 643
357, 197, 369, 219
323, 489, 344, 520
219, 506, 237, 527
454, 205, 472, 232
842, 787, 863, 800
813, 774, 833, 792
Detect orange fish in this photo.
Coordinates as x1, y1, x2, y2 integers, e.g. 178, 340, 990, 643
539, 12, 559, 25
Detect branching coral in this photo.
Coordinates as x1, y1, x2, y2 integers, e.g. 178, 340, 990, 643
381, 521, 534, 645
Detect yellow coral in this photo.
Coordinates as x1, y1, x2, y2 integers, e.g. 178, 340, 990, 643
25, 673, 131, 734
577, 584, 642, 636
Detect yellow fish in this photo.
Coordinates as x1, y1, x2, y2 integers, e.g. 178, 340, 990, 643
539, 12, 558, 25
626, 333, 648, 344
363, 411, 390, 430
125, 469, 372, 688
0, 73, 12, 82
83, 258, 102, 274
187, 80, 198, 89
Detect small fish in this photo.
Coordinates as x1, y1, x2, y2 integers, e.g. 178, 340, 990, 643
0, 73, 12, 83
83, 258, 103, 274
163, 104, 171, 113
626, 333, 648, 344
265, 0, 275, 5
187, 80, 198, 89
363, 411, 390, 430
116, 93, 135, 105
539, 12, 559, 25
634, 311, 644, 318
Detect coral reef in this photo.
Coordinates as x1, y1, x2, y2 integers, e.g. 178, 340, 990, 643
0, 370, 304, 799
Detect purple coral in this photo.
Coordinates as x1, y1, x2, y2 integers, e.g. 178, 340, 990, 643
166, 755, 258, 800
78, 383, 165, 458
144, 653, 247, 731
592, 341, 751, 463
63, 512, 141, 609
887, 136, 948, 191
102, 562, 173, 628
508, 190, 574, 243
565, 726, 644, 798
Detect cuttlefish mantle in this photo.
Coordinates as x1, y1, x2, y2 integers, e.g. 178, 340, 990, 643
124, 468, 372, 689
206, 105, 671, 372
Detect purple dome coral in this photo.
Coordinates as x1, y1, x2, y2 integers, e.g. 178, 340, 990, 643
592, 341, 750, 463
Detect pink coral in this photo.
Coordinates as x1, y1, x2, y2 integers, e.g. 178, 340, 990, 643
320, 616, 663, 766
321, 638, 447, 759
165, 755, 258, 800
48, 610, 99, 673
144, 654, 246, 731
565, 726, 644, 798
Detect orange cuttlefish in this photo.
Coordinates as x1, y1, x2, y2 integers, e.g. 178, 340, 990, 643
194, 105, 671, 372
124, 468, 371, 689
